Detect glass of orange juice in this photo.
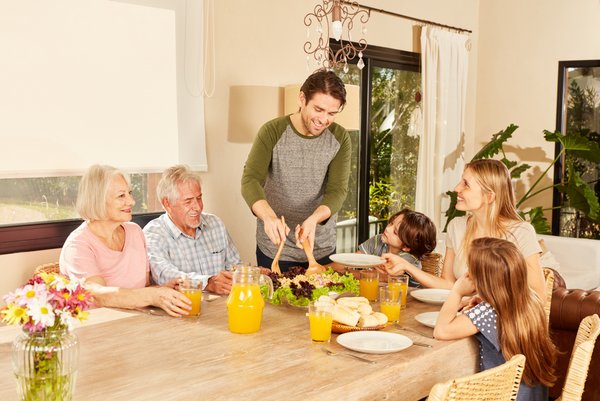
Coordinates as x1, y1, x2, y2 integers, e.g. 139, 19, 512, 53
389, 274, 409, 309
359, 270, 379, 302
379, 286, 402, 324
179, 277, 202, 317
308, 301, 334, 342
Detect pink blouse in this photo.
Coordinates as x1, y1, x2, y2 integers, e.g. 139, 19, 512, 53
60, 222, 149, 289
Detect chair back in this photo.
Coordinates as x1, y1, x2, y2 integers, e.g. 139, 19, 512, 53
427, 354, 526, 401
543, 268, 555, 327
33, 262, 60, 276
422, 252, 443, 277
558, 314, 600, 401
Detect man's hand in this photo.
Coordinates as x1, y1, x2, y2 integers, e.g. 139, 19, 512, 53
294, 205, 331, 249
264, 215, 289, 245
205, 271, 233, 295
251, 200, 289, 245
162, 277, 181, 289
295, 219, 318, 250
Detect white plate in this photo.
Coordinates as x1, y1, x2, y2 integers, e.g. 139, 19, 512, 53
410, 289, 451, 305
336, 331, 413, 354
329, 253, 385, 268
415, 312, 439, 328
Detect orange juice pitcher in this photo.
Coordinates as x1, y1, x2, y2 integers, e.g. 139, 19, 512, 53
227, 265, 273, 334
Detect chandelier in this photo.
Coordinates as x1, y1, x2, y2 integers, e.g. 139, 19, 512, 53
303, 0, 370, 71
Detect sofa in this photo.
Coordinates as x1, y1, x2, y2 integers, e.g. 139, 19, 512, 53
549, 274, 600, 400
538, 234, 600, 290
544, 234, 600, 400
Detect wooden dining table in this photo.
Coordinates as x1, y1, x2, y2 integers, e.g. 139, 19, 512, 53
0, 293, 478, 401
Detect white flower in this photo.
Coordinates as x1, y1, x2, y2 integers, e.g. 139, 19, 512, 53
15, 282, 49, 306
57, 310, 76, 331
28, 298, 56, 328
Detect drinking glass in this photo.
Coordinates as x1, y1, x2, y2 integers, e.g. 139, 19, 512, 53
359, 270, 379, 302
308, 301, 334, 342
179, 277, 203, 317
389, 274, 409, 308
379, 287, 402, 324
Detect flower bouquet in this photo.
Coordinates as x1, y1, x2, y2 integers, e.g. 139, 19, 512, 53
267, 267, 359, 307
1, 272, 93, 401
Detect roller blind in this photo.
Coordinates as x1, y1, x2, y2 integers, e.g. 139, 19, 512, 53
0, 0, 207, 178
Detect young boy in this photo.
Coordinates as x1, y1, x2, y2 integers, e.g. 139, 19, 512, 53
333, 209, 437, 287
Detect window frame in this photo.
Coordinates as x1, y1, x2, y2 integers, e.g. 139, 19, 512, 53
552, 59, 600, 236
0, 213, 162, 255
330, 40, 420, 245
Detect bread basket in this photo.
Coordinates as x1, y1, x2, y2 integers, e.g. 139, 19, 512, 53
331, 322, 385, 334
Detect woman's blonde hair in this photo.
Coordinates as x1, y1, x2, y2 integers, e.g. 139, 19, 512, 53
76, 164, 130, 221
468, 237, 557, 387
461, 159, 522, 256
156, 165, 202, 205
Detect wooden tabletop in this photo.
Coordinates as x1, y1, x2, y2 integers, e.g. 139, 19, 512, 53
0, 295, 477, 401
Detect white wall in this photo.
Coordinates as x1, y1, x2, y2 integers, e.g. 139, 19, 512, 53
475, 0, 600, 212
0, 249, 61, 298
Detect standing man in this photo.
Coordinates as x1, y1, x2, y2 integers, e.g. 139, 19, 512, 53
144, 165, 241, 294
241, 69, 351, 272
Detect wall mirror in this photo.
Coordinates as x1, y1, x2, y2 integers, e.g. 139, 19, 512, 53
553, 60, 600, 238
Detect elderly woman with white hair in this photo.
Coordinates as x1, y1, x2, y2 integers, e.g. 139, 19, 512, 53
60, 164, 191, 317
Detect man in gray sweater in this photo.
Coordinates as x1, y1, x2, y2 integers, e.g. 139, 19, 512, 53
241, 70, 351, 272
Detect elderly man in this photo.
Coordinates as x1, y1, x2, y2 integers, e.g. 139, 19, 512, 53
144, 165, 241, 294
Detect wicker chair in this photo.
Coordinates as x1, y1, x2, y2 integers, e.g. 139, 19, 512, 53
427, 354, 526, 401
543, 268, 555, 327
422, 252, 443, 277
33, 262, 60, 276
556, 314, 600, 401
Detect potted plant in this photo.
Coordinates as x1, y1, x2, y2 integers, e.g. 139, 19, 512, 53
443, 124, 600, 234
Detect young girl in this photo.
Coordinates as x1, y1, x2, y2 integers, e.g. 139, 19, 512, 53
334, 209, 437, 286
434, 237, 557, 401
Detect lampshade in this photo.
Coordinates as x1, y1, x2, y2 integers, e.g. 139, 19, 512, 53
283, 84, 360, 131
228, 86, 284, 143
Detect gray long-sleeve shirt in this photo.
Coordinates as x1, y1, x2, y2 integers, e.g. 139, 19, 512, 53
241, 115, 351, 262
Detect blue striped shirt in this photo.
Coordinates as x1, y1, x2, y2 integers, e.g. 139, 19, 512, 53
143, 213, 241, 287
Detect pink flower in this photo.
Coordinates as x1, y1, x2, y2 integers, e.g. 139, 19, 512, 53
2, 273, 93, 333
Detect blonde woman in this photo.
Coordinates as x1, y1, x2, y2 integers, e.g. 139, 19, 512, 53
60, 165, 191, 317
384, 159, 546, 302
434, 238, 557, 401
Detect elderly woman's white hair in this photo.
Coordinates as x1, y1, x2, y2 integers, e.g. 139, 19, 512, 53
76, 164, 131, 221
156, 165, 202, 205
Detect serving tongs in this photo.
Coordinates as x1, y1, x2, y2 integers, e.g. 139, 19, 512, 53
270, 216, 286, 275
299, 227, 326, 276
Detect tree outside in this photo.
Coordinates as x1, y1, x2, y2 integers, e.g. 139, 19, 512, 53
334, 63, 421, 239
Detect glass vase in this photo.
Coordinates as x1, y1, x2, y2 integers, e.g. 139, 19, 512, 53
12, 328, 79, 401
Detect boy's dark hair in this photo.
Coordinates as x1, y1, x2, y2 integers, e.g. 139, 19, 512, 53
300, 69, 347, 108
391, 208, 437, 259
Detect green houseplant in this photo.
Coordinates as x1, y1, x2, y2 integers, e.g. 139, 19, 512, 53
443, 124, 600, 234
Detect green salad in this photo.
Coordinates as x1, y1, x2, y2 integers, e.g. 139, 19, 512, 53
266, 266, 359, 307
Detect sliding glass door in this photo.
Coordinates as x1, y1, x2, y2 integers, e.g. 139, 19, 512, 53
333, 43, 421, 252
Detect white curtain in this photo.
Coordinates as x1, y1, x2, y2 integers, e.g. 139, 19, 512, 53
415, 26, 469, 231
